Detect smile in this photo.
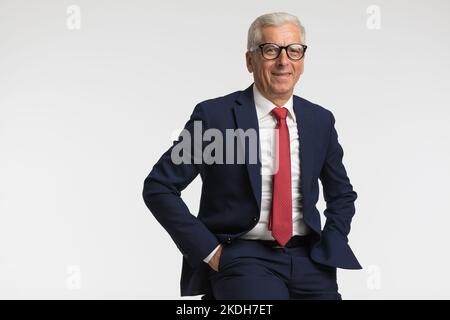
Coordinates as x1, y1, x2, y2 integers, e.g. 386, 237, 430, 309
272, 72, 291, 77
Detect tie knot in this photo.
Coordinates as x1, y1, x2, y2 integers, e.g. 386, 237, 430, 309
271, 107, 288, 121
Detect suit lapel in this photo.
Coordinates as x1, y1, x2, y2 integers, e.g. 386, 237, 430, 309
233, 85, 262, 211
232, 86, 315, 215
293, 95, 315, 211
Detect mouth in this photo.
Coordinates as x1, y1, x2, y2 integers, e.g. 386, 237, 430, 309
272, 72, 292, 77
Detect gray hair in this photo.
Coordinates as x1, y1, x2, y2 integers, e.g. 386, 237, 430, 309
247, 12, 306, 51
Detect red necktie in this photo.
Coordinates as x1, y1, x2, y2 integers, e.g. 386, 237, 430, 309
269, 107, 293, 246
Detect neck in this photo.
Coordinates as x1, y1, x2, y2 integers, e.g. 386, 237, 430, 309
254, 83, 292, 107
270, 97, 291, 107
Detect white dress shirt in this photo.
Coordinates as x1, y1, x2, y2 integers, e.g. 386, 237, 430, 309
203, 84, 310, 263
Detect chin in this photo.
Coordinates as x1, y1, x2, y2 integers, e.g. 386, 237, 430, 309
270, 84, 293, 95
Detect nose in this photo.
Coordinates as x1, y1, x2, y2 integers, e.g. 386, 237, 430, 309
276, 48, 289, 66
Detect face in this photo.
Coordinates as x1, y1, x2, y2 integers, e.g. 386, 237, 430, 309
246, 23, 305, 105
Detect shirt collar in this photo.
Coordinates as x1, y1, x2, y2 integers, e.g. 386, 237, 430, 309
252, 83, 296, 121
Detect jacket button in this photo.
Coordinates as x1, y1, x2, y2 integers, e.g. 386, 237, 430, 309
253, 216, 258, 222
226, 237, 232, 244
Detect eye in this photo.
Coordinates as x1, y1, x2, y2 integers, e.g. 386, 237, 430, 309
263, 45, 279, 55
287, 45, 305, 59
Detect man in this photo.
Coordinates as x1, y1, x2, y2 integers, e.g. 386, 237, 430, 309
143, 12, 361, 300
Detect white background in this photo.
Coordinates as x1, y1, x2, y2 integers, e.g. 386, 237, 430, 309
1, 0, 449, 299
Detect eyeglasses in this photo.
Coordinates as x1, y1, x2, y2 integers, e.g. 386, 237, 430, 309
254, 43, 307, 61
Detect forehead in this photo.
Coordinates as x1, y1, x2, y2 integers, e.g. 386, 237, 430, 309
259, 23, 302, 44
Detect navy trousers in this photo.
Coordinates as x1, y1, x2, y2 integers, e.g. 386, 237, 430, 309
207, 237, 342, 300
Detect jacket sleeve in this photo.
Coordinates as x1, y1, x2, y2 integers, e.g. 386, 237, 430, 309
320, 111, 358, 239
142, 103, 220, 268
314, 111, 361, 269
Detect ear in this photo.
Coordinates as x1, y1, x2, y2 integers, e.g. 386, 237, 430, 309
245, 51, 253, 73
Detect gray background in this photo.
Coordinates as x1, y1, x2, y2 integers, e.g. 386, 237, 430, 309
1, 0, 449, 299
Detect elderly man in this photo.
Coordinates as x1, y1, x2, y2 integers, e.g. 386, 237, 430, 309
143, 12, 361, 300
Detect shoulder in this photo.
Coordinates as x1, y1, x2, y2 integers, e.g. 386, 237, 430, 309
194, 90, 242, 111
191, 90, 244, 122
293, 95, 335, 125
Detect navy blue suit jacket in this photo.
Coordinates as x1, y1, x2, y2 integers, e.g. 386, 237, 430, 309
143, 84, 361, 297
